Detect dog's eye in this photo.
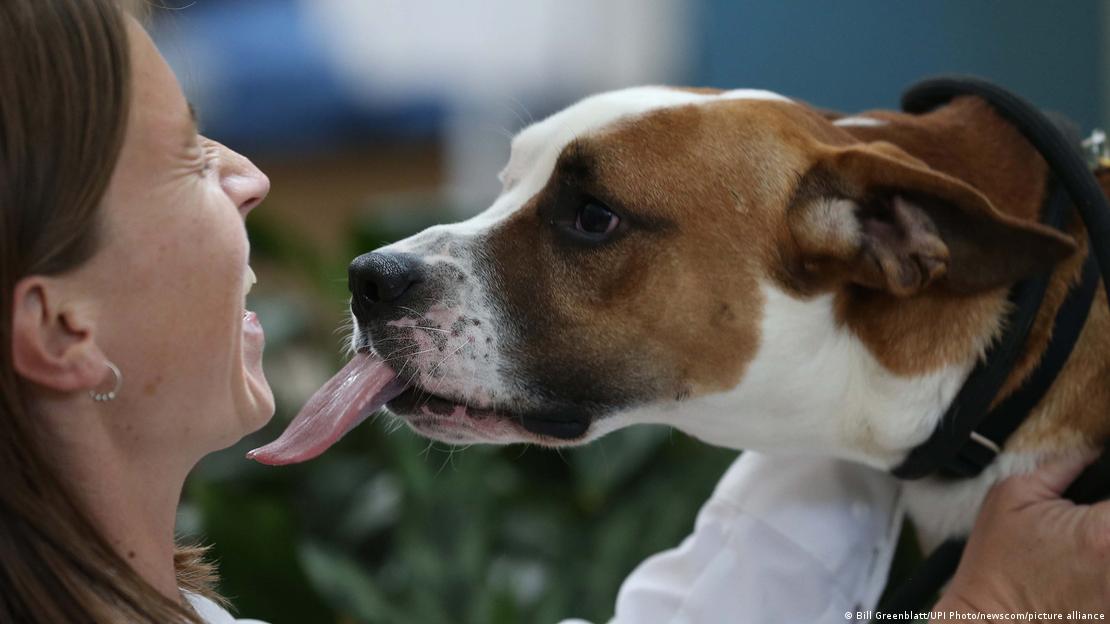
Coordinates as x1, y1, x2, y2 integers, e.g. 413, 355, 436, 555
575, 201, 619, 237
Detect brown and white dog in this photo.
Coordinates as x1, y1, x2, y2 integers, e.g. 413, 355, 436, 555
345, 87, 1110, 547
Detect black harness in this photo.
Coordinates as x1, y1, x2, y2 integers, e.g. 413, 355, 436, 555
875, 76, 1110, 615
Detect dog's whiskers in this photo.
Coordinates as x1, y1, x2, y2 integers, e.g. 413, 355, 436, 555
419, 439, 436, 459
384, 348, 438, 382
384, 417, 406, 435
428, 341, 470, 397
408, 325, 450, 334
434, 444, 456, 477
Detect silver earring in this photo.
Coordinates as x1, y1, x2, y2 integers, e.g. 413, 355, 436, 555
89, 361, 122, 402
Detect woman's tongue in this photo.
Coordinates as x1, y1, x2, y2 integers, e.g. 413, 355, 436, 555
247, 352, 405, 465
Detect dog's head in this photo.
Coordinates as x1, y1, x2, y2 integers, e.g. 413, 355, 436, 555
350, 87, 1074, 461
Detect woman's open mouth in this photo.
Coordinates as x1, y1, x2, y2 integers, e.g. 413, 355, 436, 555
241, 265, 266, 378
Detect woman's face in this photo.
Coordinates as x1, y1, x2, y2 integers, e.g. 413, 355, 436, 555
69, 18, 274, 456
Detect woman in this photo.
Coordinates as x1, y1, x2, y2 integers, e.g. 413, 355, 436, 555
1, 1, 1107, 622
1, 1, 269, 621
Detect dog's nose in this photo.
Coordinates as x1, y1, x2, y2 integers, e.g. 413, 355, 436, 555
348, 252, 422, 314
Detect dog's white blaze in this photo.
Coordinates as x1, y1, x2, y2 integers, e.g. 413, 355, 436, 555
442, 86, 795, 238
833, 116, 887, 127
617, 283, 971, 469
720, 88, 792, 102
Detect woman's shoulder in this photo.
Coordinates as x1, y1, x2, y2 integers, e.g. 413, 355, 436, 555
183, 591, 271, 624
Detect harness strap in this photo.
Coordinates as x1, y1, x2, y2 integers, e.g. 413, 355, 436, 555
949, 251, 1100, 478
875, 74, 1110, 617
892, 75, 1106, 480
892, 181, 1071, 480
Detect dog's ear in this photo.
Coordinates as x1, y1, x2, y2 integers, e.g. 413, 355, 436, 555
786, 141, 1076, 296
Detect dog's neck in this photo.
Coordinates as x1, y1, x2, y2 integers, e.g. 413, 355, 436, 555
627, 283, 971, 469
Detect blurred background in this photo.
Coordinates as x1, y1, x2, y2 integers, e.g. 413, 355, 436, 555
156, 1, 1109, 622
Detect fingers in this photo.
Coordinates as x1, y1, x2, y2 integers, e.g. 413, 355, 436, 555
1086, 499, 1110, 551
1027, 452, 1101, 498
990, 453, 1099, 511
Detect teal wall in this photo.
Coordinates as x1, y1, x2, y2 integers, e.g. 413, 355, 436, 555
694, 0, 1106, 130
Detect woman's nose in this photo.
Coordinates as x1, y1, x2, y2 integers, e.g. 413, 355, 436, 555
213, 140, 270, 217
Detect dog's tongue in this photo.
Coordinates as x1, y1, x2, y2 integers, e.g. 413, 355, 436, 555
247, 352, 405, 466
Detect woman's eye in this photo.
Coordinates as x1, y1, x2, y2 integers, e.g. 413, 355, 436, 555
575, 201, 619, 236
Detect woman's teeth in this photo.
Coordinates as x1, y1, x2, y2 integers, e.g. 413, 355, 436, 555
244, 265, 257, 298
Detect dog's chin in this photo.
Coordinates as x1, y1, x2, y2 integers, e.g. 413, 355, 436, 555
385, 386, 593, 446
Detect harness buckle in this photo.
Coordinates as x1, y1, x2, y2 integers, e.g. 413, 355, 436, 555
968, 430, 1002, 456
941, 431, 1002, 479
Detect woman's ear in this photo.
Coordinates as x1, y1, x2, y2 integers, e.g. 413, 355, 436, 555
11, 277, 105, 393
786, 142, 1076, 296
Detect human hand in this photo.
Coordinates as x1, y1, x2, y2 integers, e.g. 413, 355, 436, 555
931, 454, 1110, 622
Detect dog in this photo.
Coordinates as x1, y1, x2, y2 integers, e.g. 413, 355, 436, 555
265, 86, 1110, 549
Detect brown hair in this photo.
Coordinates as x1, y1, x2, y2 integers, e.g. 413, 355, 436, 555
0, 1, 218, 621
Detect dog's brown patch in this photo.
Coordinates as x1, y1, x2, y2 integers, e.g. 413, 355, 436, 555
483, 99, 843, 404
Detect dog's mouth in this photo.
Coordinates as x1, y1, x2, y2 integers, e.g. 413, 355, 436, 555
248, 348, 589, 466
386, 385, 592, 442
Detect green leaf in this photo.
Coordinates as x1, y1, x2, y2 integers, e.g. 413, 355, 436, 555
299, 540, 404, 623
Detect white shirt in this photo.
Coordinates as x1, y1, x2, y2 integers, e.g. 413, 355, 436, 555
185, 592, 269, 624
560, 451, 904, 624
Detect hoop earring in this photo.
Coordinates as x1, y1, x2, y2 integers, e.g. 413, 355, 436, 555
90, 361, 123, 402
